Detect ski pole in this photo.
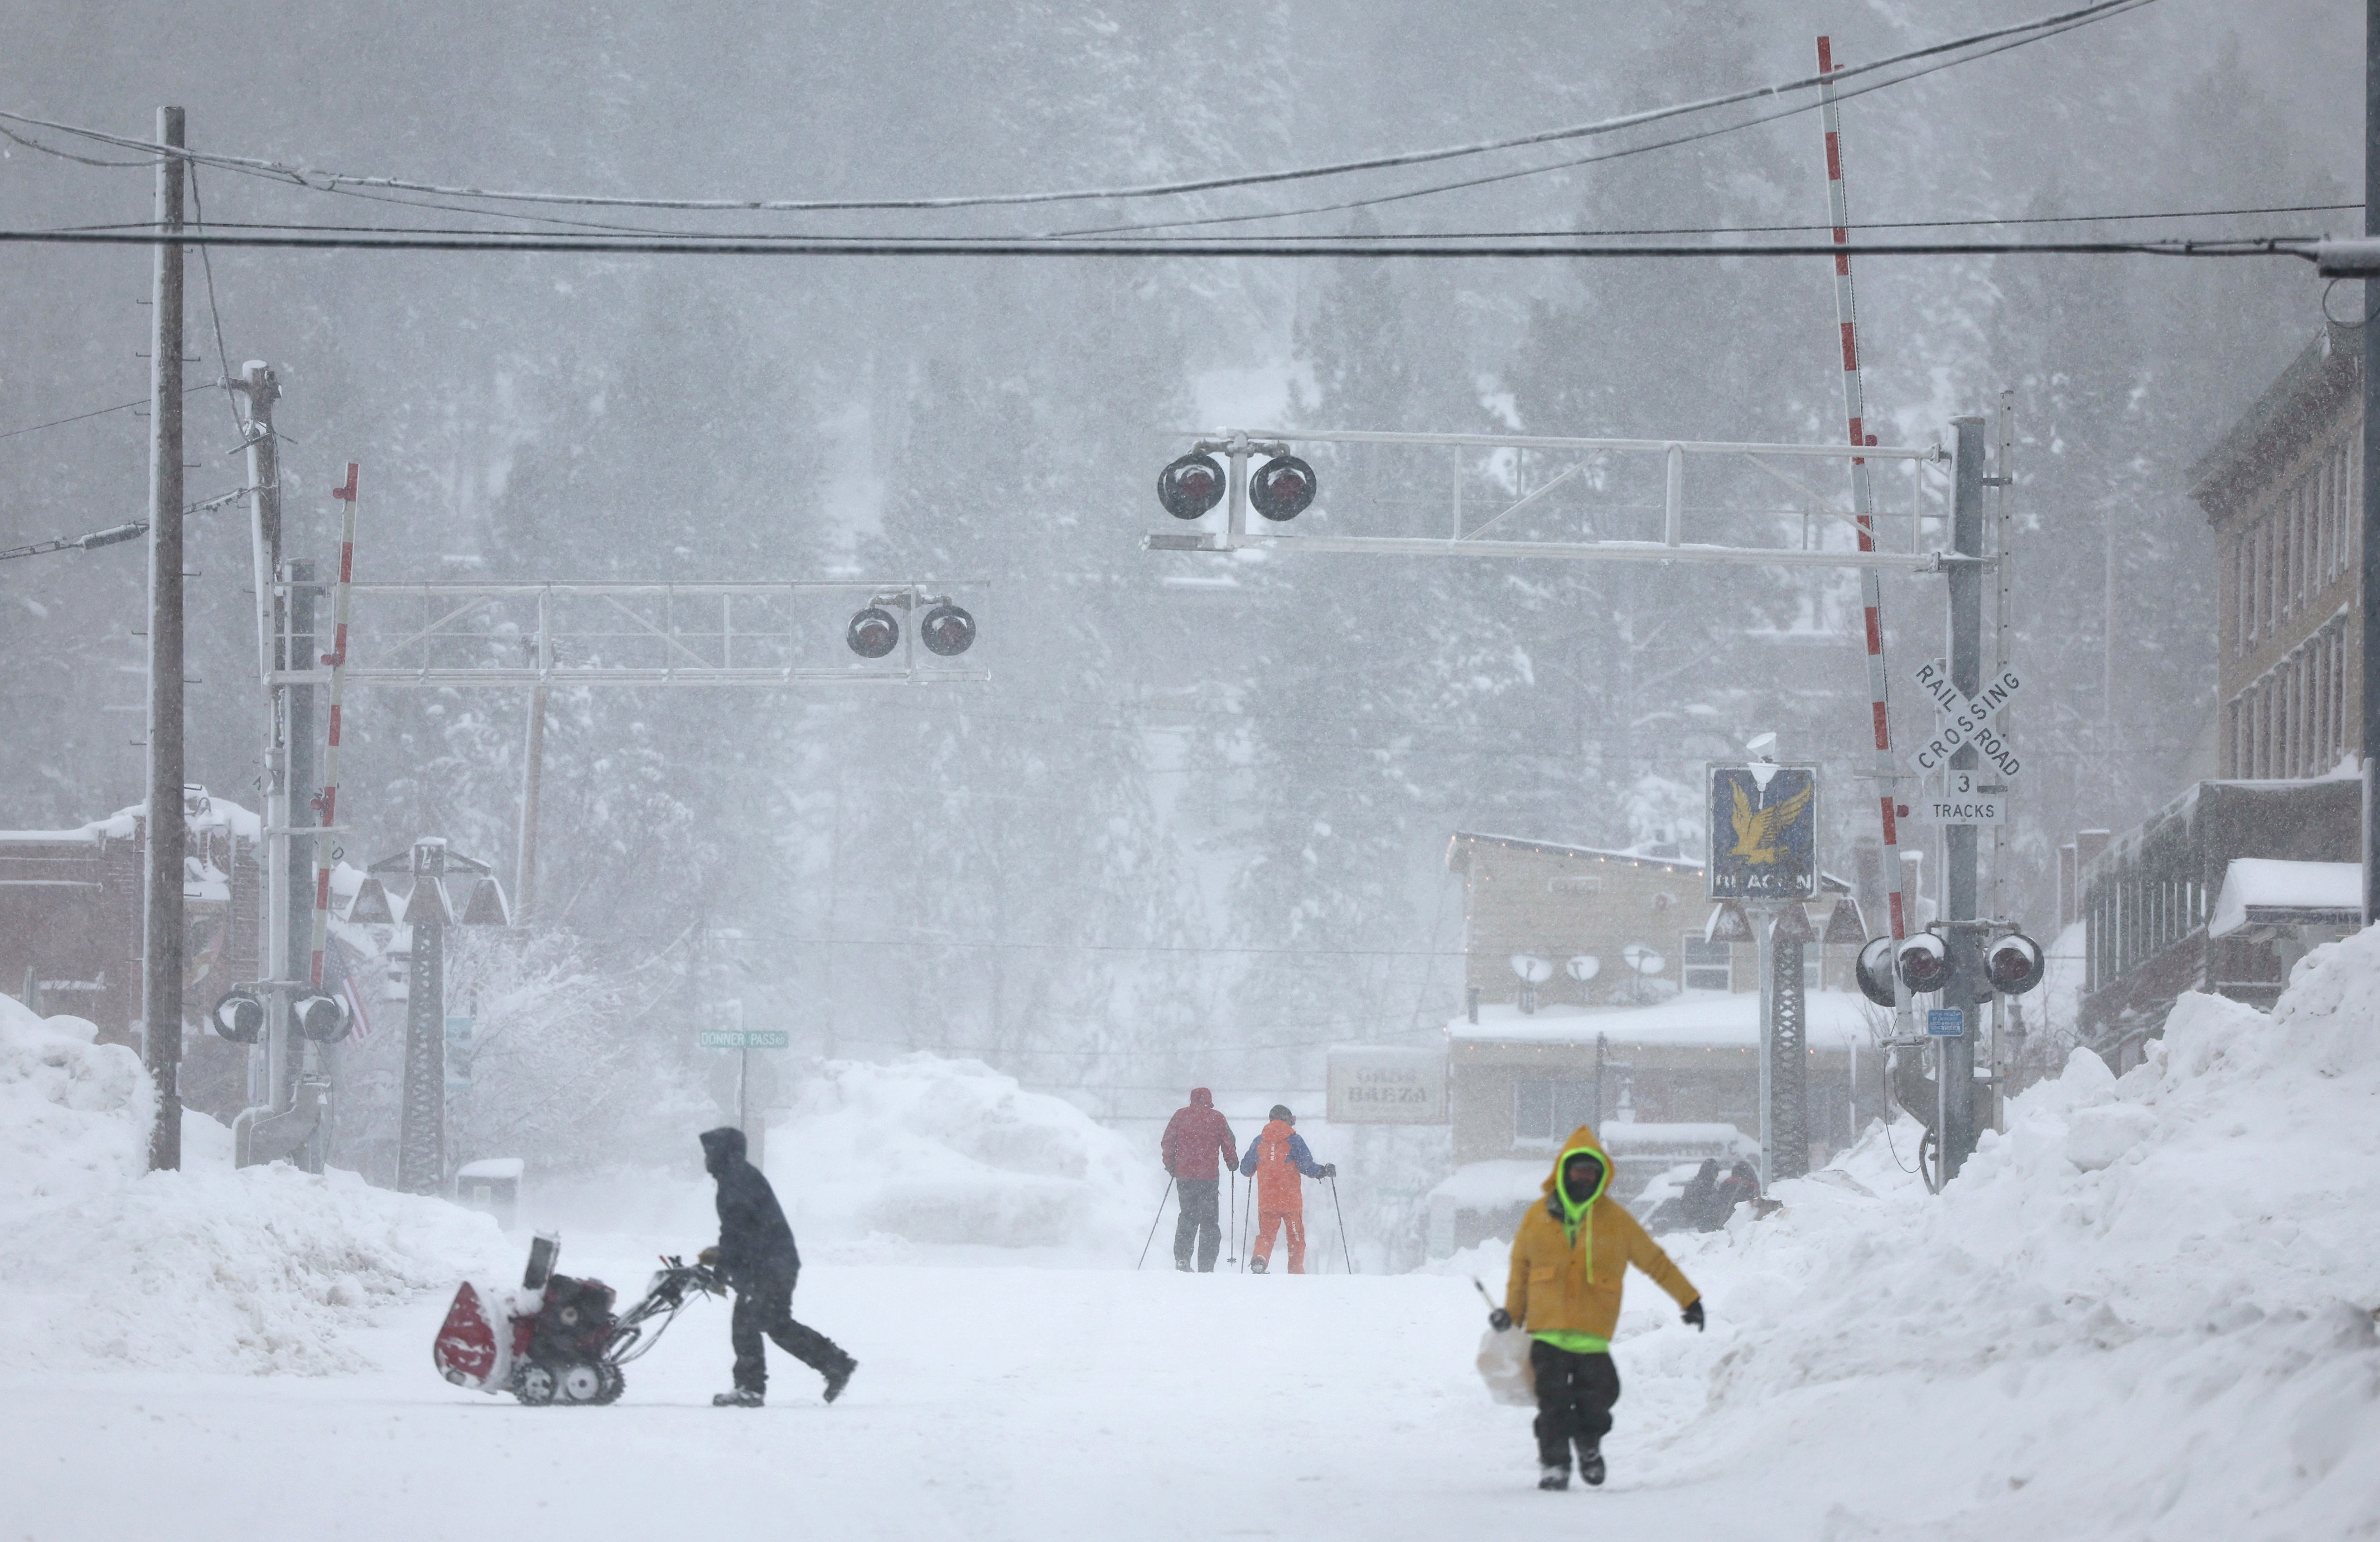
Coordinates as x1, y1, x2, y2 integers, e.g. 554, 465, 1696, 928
1225, 1172, 1238, 1265
1136, 1177, 1175, 1270
1327, 1173, 1354, 1275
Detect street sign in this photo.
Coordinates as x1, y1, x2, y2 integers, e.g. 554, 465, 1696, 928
1326, 1047, 1449, 1125
1916, 770, 2009, 825
1926, 1008, 1966, 1038
698, 1029, 789, 1051
1706, 763, 1819, 900
1906, 662, 2024, 778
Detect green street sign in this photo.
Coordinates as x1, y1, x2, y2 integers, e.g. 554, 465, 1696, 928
698, 1028, 789, 1051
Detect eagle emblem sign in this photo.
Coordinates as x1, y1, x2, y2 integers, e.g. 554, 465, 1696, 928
1706, 763, 1818, 900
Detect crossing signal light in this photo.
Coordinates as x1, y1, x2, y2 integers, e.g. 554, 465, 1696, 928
211, 988, 265, 1044
1896, 931, 1951, 994
920, 604, 976, 657
1158, 453, 1226, 520
1986, 933, 2045, 995
1854, 937, 1898, 1008
846, 606, 900, 659
293, 991, 353, 1043
1248, 455, 1316, 522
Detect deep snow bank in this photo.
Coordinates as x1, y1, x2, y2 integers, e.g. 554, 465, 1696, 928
0, 995, 508, 1374
1649, 929, 2380, 1538
767, 1053, 1158, 1256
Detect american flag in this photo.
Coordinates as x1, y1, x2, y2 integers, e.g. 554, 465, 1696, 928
323, 936, 375, 1042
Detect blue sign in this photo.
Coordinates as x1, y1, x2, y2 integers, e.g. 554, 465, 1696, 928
1927, 1008, 1966, 1038
1706, 764, 1819, 900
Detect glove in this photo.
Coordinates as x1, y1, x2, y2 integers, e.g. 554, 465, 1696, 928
1489, 1308, 1514, 1332
1682, 1298, 1705, 1331
1319, 1164, 1337, 1178
698, 1247, 720, 1269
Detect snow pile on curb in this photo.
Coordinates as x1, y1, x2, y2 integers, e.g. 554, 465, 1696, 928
0, 995, 509, 1375
1644, 928, 2380, 1536
769, 1053, 1158, 1255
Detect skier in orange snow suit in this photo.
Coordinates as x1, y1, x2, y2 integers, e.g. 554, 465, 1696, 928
1237, 1104, 1333, 1274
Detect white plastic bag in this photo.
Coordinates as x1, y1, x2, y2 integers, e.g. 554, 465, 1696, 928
1476, 1327, 1536, 1406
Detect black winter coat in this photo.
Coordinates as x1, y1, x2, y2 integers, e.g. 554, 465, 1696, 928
699, 1126, 801, 1287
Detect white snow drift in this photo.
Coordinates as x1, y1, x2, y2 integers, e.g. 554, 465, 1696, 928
766, 1052, 1158, 1256
0, 994, 507, 1375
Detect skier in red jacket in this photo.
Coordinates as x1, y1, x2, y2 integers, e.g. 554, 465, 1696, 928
1160, 1088, 1238, 1273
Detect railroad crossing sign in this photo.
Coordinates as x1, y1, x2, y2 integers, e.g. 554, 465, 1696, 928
1905, 659, 2024, 779
698, 1029, 789, 1051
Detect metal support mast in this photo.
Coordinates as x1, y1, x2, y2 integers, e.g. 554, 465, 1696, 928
2362, 0, 2380, 926
143, 105, 187, 1172
1939, 417, 1990, 1181
395, 839, 452, 1196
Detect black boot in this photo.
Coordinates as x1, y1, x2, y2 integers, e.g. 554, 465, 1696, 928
713, 1387, 764, 1408
1578, 1440, 1605, 1487
823, 1357, 856, 1404
1537, 1464, 1569, 1491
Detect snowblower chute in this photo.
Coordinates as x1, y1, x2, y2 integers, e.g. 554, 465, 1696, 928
432, 1233, 722, 1405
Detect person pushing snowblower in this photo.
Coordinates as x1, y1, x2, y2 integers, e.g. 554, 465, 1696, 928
1489, 1124, 1703, 1490
1161, 1087, 1238, 1273
698, 1126, 857, 1407
1237, 1104, 1333, 1274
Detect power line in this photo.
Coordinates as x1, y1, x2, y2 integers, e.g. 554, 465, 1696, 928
0, 230, 2312, 261
1049, 0, 2150, 240
0, 0, 2146, 218
37, 199, 2360, 247
0, 380, 216, 443
184, 167, 245, 442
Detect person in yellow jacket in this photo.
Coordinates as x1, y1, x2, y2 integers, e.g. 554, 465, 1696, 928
1491, 1125, 1705, 1490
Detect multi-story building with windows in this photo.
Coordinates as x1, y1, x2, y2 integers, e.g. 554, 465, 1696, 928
2195, 321, 2362, 779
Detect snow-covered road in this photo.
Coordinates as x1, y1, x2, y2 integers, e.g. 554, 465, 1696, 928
4, 1249, 1828, 1542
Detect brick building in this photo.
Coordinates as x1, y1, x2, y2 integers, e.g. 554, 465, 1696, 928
0, 787, 262, 1117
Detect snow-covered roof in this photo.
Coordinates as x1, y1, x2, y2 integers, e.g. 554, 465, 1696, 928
1447, 830, 1704, 875
2207, 859, 2362, 939
1448, 990, 1876, 1051
0, 788, 260, 847
455, 1157, 525, 1182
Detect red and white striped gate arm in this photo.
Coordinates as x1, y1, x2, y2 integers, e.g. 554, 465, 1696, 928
307, 461, 360, 988
1818, 37, 1914, 1030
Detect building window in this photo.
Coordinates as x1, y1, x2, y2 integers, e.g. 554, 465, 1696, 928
1681, 933, 1731, 991
1514, 1078, 1600, 1144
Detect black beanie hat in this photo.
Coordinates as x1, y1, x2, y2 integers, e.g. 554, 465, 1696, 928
1269, 1104, 1293, 1124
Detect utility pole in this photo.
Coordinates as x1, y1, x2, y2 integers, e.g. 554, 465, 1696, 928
143, 105, 186, 1172
1940, 416, 1989, 1181
2362, 0, 2380, 926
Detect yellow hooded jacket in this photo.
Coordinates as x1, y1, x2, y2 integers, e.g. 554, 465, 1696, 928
1503, 1124, 1699, 1350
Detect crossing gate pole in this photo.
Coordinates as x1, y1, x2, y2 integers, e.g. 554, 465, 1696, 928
1817, 37, 1916, 1037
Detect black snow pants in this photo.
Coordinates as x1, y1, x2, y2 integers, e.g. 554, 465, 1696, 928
730, 1269, 852, 1394
1530, 1339, 1621, 1469
1173, 1177, 1223, 1271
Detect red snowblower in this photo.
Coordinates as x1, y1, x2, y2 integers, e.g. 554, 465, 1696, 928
433, 1233, 723, 1405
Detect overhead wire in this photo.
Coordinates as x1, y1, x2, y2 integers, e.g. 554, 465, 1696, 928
1047, 0, 2152, 240
0, 230, 2315, 261
184, 166, 247, 441
27, 199, 2360, 247
0, 0, 2146, 218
